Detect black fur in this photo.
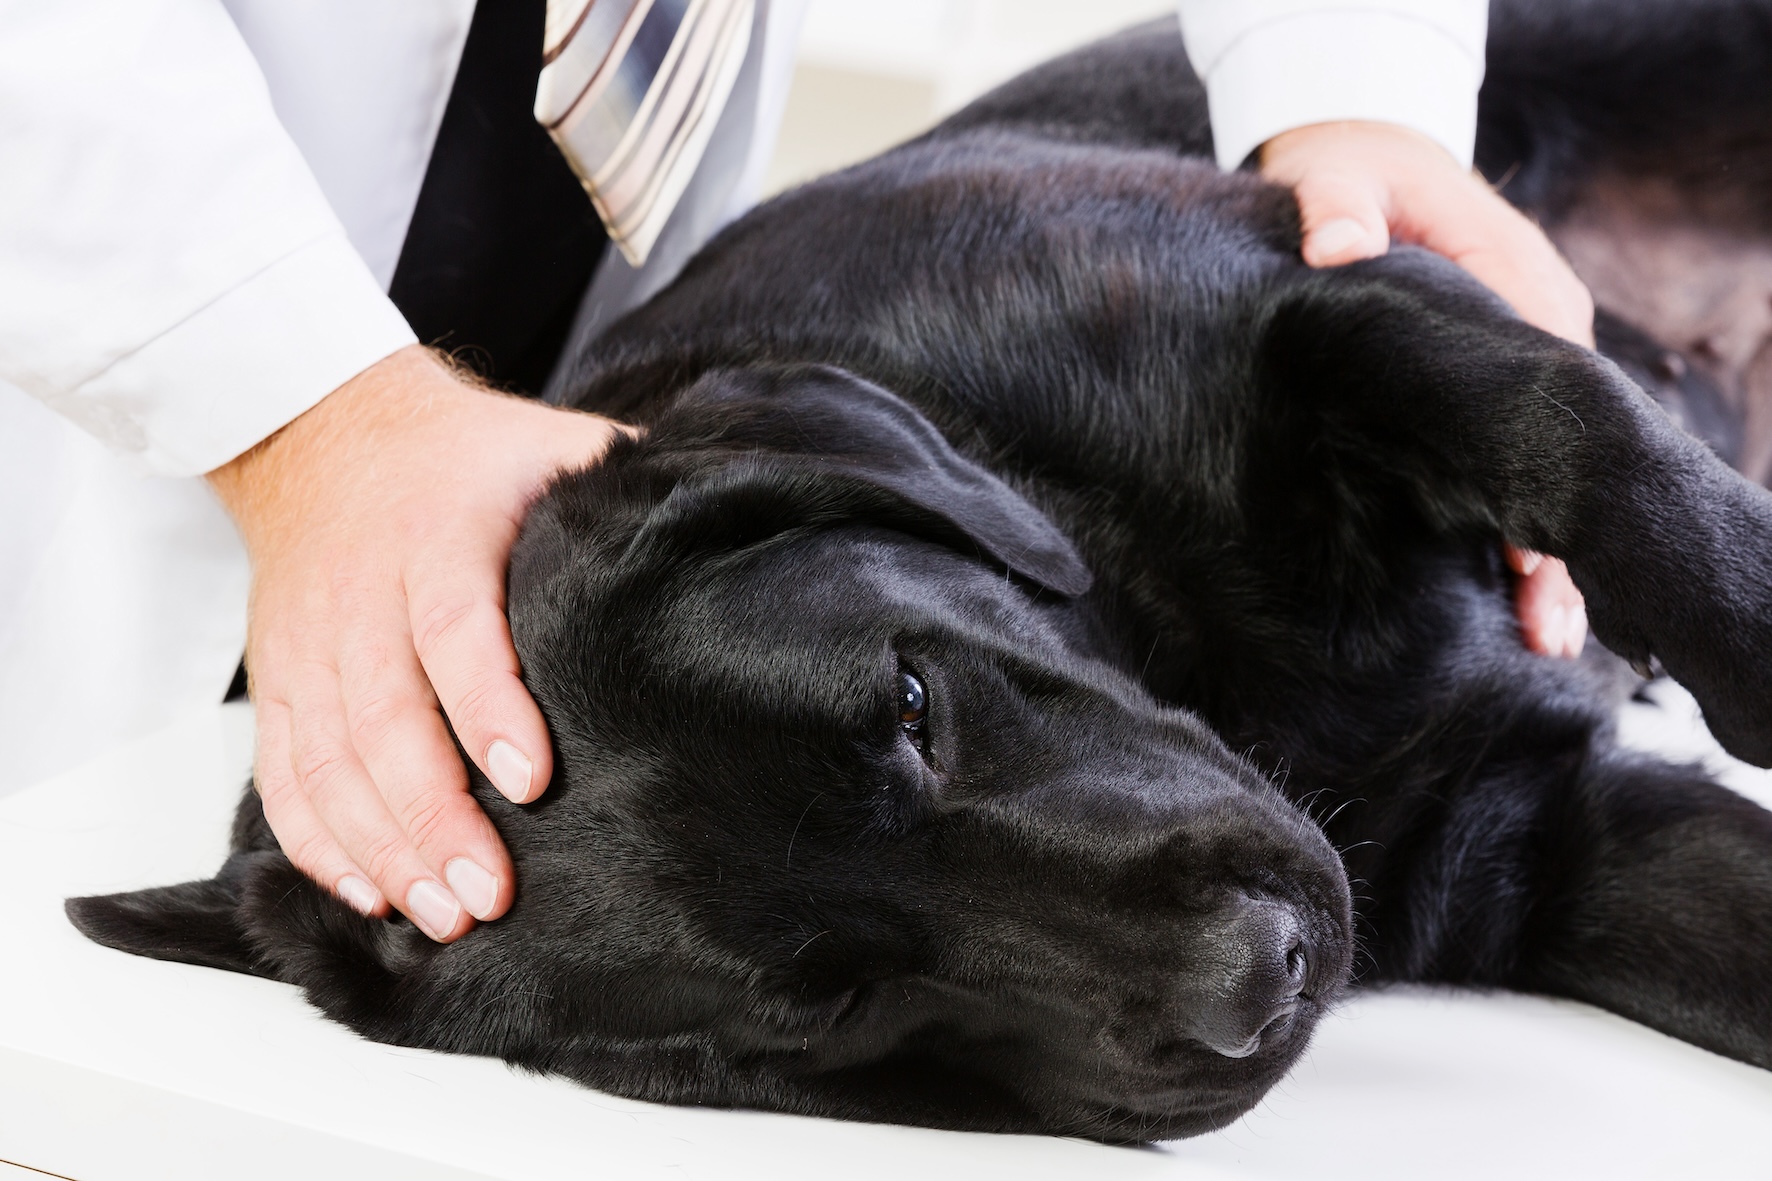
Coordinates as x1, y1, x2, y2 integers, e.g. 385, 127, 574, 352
70, 2, 1772, 1142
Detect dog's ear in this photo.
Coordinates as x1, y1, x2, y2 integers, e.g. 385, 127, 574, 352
66, 791, 291, 978
644, 365, 1093, 595
66, 876, 263, 977
68, 850, 443, 1030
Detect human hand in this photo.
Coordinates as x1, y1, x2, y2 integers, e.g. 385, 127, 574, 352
1261, 120, 1592, 659
207, 345, 632, 941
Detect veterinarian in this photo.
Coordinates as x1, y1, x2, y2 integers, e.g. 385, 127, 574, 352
0, 0, 1592, 942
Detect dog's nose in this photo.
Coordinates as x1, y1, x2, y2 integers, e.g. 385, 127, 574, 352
1188, 899, 1311, 1059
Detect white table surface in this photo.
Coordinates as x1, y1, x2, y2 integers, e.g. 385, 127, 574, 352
2, 689, 1769, 1180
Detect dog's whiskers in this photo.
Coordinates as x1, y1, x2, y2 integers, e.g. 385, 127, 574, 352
1317, 796, 1366, 831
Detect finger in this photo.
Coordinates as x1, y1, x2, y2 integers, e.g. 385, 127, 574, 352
252, 694, 387, 917
1409, 187, 1595, 348
336, 612, 516, 925
1289, 170, 1391, 267
1512, 554, 1588, 659
1503, 543, 1545, 577
285, 659, 474, 942
406, 545, 554, 807
1449, 238, 1595, 348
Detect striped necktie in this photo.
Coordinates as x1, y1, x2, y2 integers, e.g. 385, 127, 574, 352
535, 0, 757, 268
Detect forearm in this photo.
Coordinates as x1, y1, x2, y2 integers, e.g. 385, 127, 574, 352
0, 0, 414, 475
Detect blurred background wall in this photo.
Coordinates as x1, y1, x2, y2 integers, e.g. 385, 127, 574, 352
762, 0, 1177, 195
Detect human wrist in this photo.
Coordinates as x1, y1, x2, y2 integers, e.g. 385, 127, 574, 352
206, 345, 455, 549
206, 345, 635, 554
1259, 120, 1460, 178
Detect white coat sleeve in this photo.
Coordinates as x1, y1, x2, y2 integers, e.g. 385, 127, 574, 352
1176, 1, 1489, 172
0, 0, 418, 477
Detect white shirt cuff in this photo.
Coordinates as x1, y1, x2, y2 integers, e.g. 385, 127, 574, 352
1187, 8, 1486, 171
57, 232, 417, 477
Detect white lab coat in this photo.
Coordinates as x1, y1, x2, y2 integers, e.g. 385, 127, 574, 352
1178, 0, 1488, 170
0, 0, 1485, 797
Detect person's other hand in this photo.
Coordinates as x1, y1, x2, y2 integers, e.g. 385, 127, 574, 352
207, 345, 632, 941
1261, 120, 1592, 659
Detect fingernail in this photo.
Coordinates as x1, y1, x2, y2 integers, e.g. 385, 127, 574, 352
1542, 604, 1566, 655
1567, 604, 1588, 658
337, 875, 380, 916
446, 857, 500, 920
1309, 218, 1370, 263
407, 879, 462, 940
487, 740, 534, 803
1516, 549, 1545, 576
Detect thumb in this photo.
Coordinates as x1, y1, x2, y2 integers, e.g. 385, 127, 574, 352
1291, 171, 1391, 267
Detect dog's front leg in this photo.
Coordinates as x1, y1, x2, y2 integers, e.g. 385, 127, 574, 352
1509, 753, 1772, 1072
1263, 248, 1772, 766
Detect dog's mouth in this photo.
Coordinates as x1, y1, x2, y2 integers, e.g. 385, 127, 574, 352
1032, 885, 1349, 1137
1039, 1050, 1318, 1143
788, 935, 1335, 1138
1081, 1090, 1279, 1143
1055, 990, 1332, 1141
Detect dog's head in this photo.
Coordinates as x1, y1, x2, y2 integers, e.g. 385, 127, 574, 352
70, 366, 1351, 1141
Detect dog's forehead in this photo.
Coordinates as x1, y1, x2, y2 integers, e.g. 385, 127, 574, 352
514, 518, 1095, 807
641, 526, 1084, 681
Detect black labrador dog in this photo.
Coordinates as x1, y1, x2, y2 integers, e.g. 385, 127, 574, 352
71, 0, 1772, 1143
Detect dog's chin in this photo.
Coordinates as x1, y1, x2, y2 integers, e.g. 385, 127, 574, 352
1049, 1072, 1289, 1143
1028, 1003, 1325, 1143
1063, 1094, 1263, 1145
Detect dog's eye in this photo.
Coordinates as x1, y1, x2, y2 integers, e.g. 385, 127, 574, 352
897, 672, 927, 735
